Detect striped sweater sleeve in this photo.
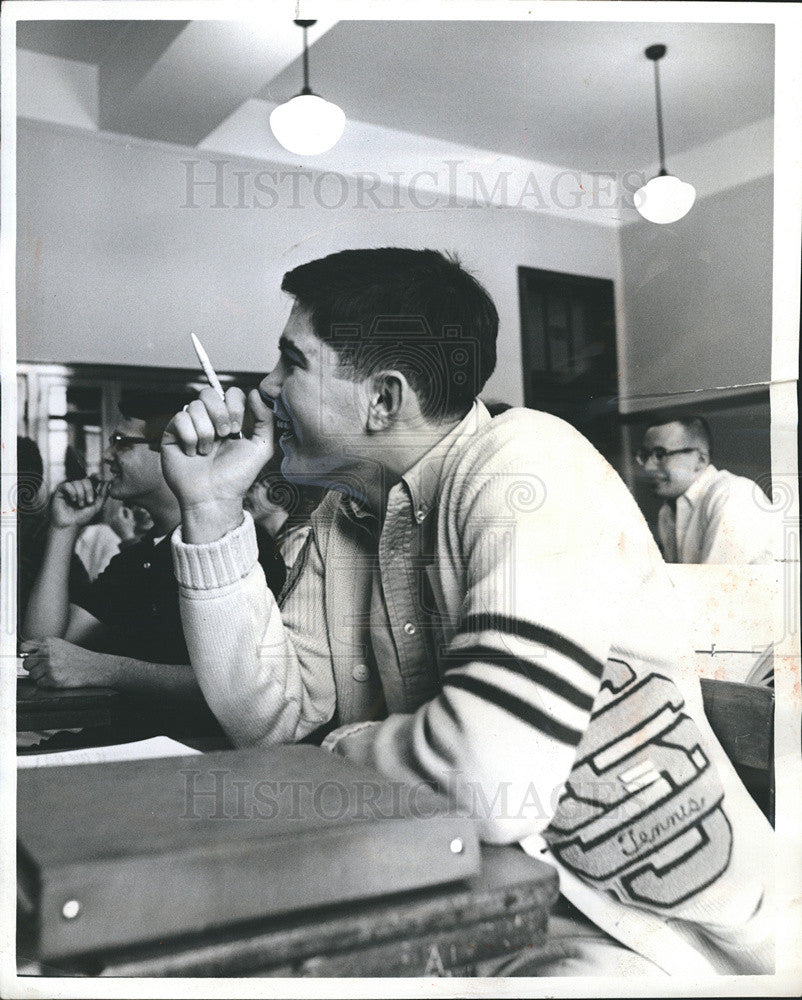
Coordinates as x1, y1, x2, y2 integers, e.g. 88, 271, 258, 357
325, 446, 637, 843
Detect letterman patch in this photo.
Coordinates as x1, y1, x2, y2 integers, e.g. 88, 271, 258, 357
542, 659, 733, 908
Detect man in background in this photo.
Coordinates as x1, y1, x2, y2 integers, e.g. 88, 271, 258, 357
245, 450, 326, 574
637, 415, 774, 564
74, 499, 147, 581
20, 390, 285, 700
16, 436, 88, 629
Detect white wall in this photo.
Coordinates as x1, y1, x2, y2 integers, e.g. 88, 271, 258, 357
17, 119, 620, 406
617, 175, 773, 410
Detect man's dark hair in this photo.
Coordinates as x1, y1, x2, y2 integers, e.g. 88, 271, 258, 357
17, 436, 45, 512
647, 414, 713, 460
17, 436, 44, 484
281, 248, 498, 420
674, 415, 713, 459
119, 390, 195, 451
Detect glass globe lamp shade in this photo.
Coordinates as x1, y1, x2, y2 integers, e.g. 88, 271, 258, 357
270, 94, 345, 156
634, 174, 696, 224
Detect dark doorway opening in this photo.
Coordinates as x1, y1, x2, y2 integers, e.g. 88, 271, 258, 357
518, 267, 619, 460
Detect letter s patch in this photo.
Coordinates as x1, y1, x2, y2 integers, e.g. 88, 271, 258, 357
542, 659, 733, 908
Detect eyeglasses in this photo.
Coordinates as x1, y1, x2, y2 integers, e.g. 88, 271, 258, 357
634, 446, 699, 466
108, 433, 155, 451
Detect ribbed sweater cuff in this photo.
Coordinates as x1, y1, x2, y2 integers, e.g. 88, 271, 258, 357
171, 511, 259, 590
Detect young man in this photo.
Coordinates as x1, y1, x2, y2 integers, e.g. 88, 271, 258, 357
638, 416, 774, 564
162, 249, 774, 975
20, 390, 285, 696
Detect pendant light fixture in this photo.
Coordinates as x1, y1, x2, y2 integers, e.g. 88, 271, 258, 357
634, 44, 696, 225
270, 19, 346, 156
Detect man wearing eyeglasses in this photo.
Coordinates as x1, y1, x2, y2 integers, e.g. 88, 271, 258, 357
636, 416, 773, 564
20, 390, 285, 696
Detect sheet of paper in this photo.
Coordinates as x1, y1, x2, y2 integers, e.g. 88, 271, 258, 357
17, 736, 202, 769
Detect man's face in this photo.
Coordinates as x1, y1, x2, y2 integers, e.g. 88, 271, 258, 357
258, 303, 370, 490
102, 417, 165, 505
639, 422, 707, 500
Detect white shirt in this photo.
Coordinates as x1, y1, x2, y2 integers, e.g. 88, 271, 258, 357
658, 464, 774, 564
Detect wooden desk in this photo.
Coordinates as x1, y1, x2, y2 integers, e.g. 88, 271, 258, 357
700, 678, 774, 823
22, 845, 559, 978
17, 677, 229, 752
17, 678, 123, 732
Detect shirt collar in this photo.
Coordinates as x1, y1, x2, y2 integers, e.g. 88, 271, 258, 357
400, 400, 491, 523
337, 399, 491, 526
341, 494, 375, 523
680, 463, 718, 509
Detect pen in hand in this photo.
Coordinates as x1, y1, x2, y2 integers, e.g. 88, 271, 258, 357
190, 333, 242, 438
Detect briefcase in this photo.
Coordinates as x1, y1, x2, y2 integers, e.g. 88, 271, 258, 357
17, 745, 480, 960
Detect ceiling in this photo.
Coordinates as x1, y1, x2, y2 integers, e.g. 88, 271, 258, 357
16, 19, 138, 64
17, 18, 774, 173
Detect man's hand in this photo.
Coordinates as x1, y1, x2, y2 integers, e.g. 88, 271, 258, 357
50, 478, 110, 530
19, 637, 115, 688
161, 387, 274, 543
110, 503, 138, 543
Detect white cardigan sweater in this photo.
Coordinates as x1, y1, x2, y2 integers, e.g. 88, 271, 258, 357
172, 404, 774, 975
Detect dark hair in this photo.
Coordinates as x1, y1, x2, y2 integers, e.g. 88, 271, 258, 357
17, 436, 43, 482
17, 437, 44, 512
119, 390, 195, 450
281, 248, 498, 420
679, 416, 712, 459
650, 415, 713, 459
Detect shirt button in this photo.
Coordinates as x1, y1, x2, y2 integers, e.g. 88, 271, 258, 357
352, 663, 370, 682
143, 562, 151, 569
415, 508, 426, 522
403, 622, 417, 636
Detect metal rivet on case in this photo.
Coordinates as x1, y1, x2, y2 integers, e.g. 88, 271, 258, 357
62, 899, 81, 920
449, 838, 464, 854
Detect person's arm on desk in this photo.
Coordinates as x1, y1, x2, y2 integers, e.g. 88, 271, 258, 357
22, 478, 110, 646
19, 637, 204, 701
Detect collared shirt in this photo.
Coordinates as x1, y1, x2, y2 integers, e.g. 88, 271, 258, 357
74, 532, 191, 663
173, 401, 775, 975
333, 409, 481, 714
74, 528, 287, 664
658, 464, 774, 564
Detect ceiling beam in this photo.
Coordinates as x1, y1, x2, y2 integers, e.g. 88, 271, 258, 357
98, 20, 338, 147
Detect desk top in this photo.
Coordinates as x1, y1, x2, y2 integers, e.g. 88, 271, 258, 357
17, 677, 123, 734
17, 677, 122, 707
17, 675, 229, 750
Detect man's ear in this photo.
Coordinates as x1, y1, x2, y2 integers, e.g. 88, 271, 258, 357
366, 372, 405, 432
695, 448, 710, 469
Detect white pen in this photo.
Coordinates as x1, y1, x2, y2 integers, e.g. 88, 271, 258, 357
191, 332, 226, 400
190, 332, 243, 437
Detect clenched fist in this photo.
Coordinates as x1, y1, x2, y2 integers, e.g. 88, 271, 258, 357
49, 477, 110, 531
160, 387, 274, 543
